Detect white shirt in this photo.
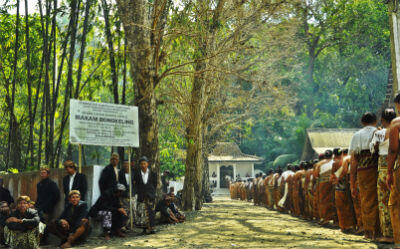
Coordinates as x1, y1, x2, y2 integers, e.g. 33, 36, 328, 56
141, 170, 149, 184
349, 126, 377, 153
281, 170, 294, 181
369, 128, 388, 156
320, 160, 333, 175
125, 173, 130, 187
114, 166, 119, 181
277, 176, 283, 186
69, 172, 76, 192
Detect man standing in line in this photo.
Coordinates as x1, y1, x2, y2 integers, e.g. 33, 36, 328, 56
387, 93, 400, 246
350, 112, 379, 240
315, 150, 336, 226
331, 148, 356, 233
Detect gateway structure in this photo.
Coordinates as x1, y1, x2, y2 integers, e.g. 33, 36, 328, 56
208, 142, 263, 191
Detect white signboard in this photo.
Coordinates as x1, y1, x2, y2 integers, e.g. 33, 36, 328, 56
69, 99, 139, 147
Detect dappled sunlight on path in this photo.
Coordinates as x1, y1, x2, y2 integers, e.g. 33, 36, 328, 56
73, 197, 383, 249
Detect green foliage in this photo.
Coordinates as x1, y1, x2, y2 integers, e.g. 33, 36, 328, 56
0, 0, 393, 177
235, 0, 390, 170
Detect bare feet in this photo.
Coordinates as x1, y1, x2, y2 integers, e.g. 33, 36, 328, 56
115, 229, 126, 238
60, 241, 72, 248
376, 237, 394, 244
104, 232, 111, 241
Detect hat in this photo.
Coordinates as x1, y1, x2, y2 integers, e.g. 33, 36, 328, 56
64, 160, 77, 169
116, 183, 126, 191
69, 190, 81, 197
139, 156, 149, 163
111, 153, 119, 160
17, 196, 30, 203
40, 166, 50, 173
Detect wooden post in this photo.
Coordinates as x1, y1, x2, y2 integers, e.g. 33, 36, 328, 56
128, 147, 133, 230
78, 144, 82, 173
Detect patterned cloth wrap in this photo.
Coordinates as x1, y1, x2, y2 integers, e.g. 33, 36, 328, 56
377, 155, 393, 237
135, 199, 155, 228
97, 211, 112, 230
355, 150, 378, 171
4, 226, 40, 249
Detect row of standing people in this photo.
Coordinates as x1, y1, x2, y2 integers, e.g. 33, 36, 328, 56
230, 98, 400, 248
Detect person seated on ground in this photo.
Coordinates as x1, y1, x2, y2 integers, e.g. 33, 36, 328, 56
28, 201, 34, 209
26, 200, 46, 241
167, 190, 185, 222
88, 184, 128, 240
0, 201, 10, 245
4, 196, 41, 249
49, 190, 90, 248
156, 194, 184, 224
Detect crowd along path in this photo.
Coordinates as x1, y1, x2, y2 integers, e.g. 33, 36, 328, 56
65, 197, 388, 249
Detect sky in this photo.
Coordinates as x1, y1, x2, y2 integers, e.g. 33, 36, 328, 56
1, 0, 42, 15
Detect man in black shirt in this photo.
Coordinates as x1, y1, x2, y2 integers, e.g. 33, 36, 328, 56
35, 167, 60, 244
99, 153, 119, 195
62, 160, 87, 205
0, 179, 13, 205
0, 201, 10, 245
5, 196, 40, 248
36, 167, 60, 218
134, 156, 157, 234
89, 184, 128, 240
49, 190, 89, 248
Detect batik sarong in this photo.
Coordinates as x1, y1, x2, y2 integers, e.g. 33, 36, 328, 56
357, 161, 379, 234
389, 162, 400, 245
97, 211, 112, 230
4, 226, 40, 249
135, 198, 155, 229
335, 190, 355, 230
318, 175, 336, 221
377, 156, 393, 237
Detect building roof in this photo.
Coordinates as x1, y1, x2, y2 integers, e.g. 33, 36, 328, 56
306, 128, 358, 154
208, 142, 263, 163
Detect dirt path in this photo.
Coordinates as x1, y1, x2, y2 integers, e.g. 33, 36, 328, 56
71, 197, 389, 249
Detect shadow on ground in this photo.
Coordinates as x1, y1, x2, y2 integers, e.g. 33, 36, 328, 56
59, 197, 391, 249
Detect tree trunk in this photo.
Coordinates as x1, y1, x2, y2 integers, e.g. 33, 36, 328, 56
101, 0, 119, 105
182, 59, 206, 211
116, 0, 160, 173
6, 0, 20, 170
201, 127, 212, 205
24, 0, 34, 169
53, 0, 79, 167
74, 0, 93, 98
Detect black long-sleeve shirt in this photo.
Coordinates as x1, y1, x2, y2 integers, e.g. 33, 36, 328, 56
6, 208, 40, 232
36, 178, 60, 214
88, 189, 122, 217
58, 201, 88, 232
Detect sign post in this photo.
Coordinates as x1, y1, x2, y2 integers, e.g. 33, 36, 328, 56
69, 99, 139, 147
69, 99, 139, 230
128, 147, 133, 230
78, 144, 82, 173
